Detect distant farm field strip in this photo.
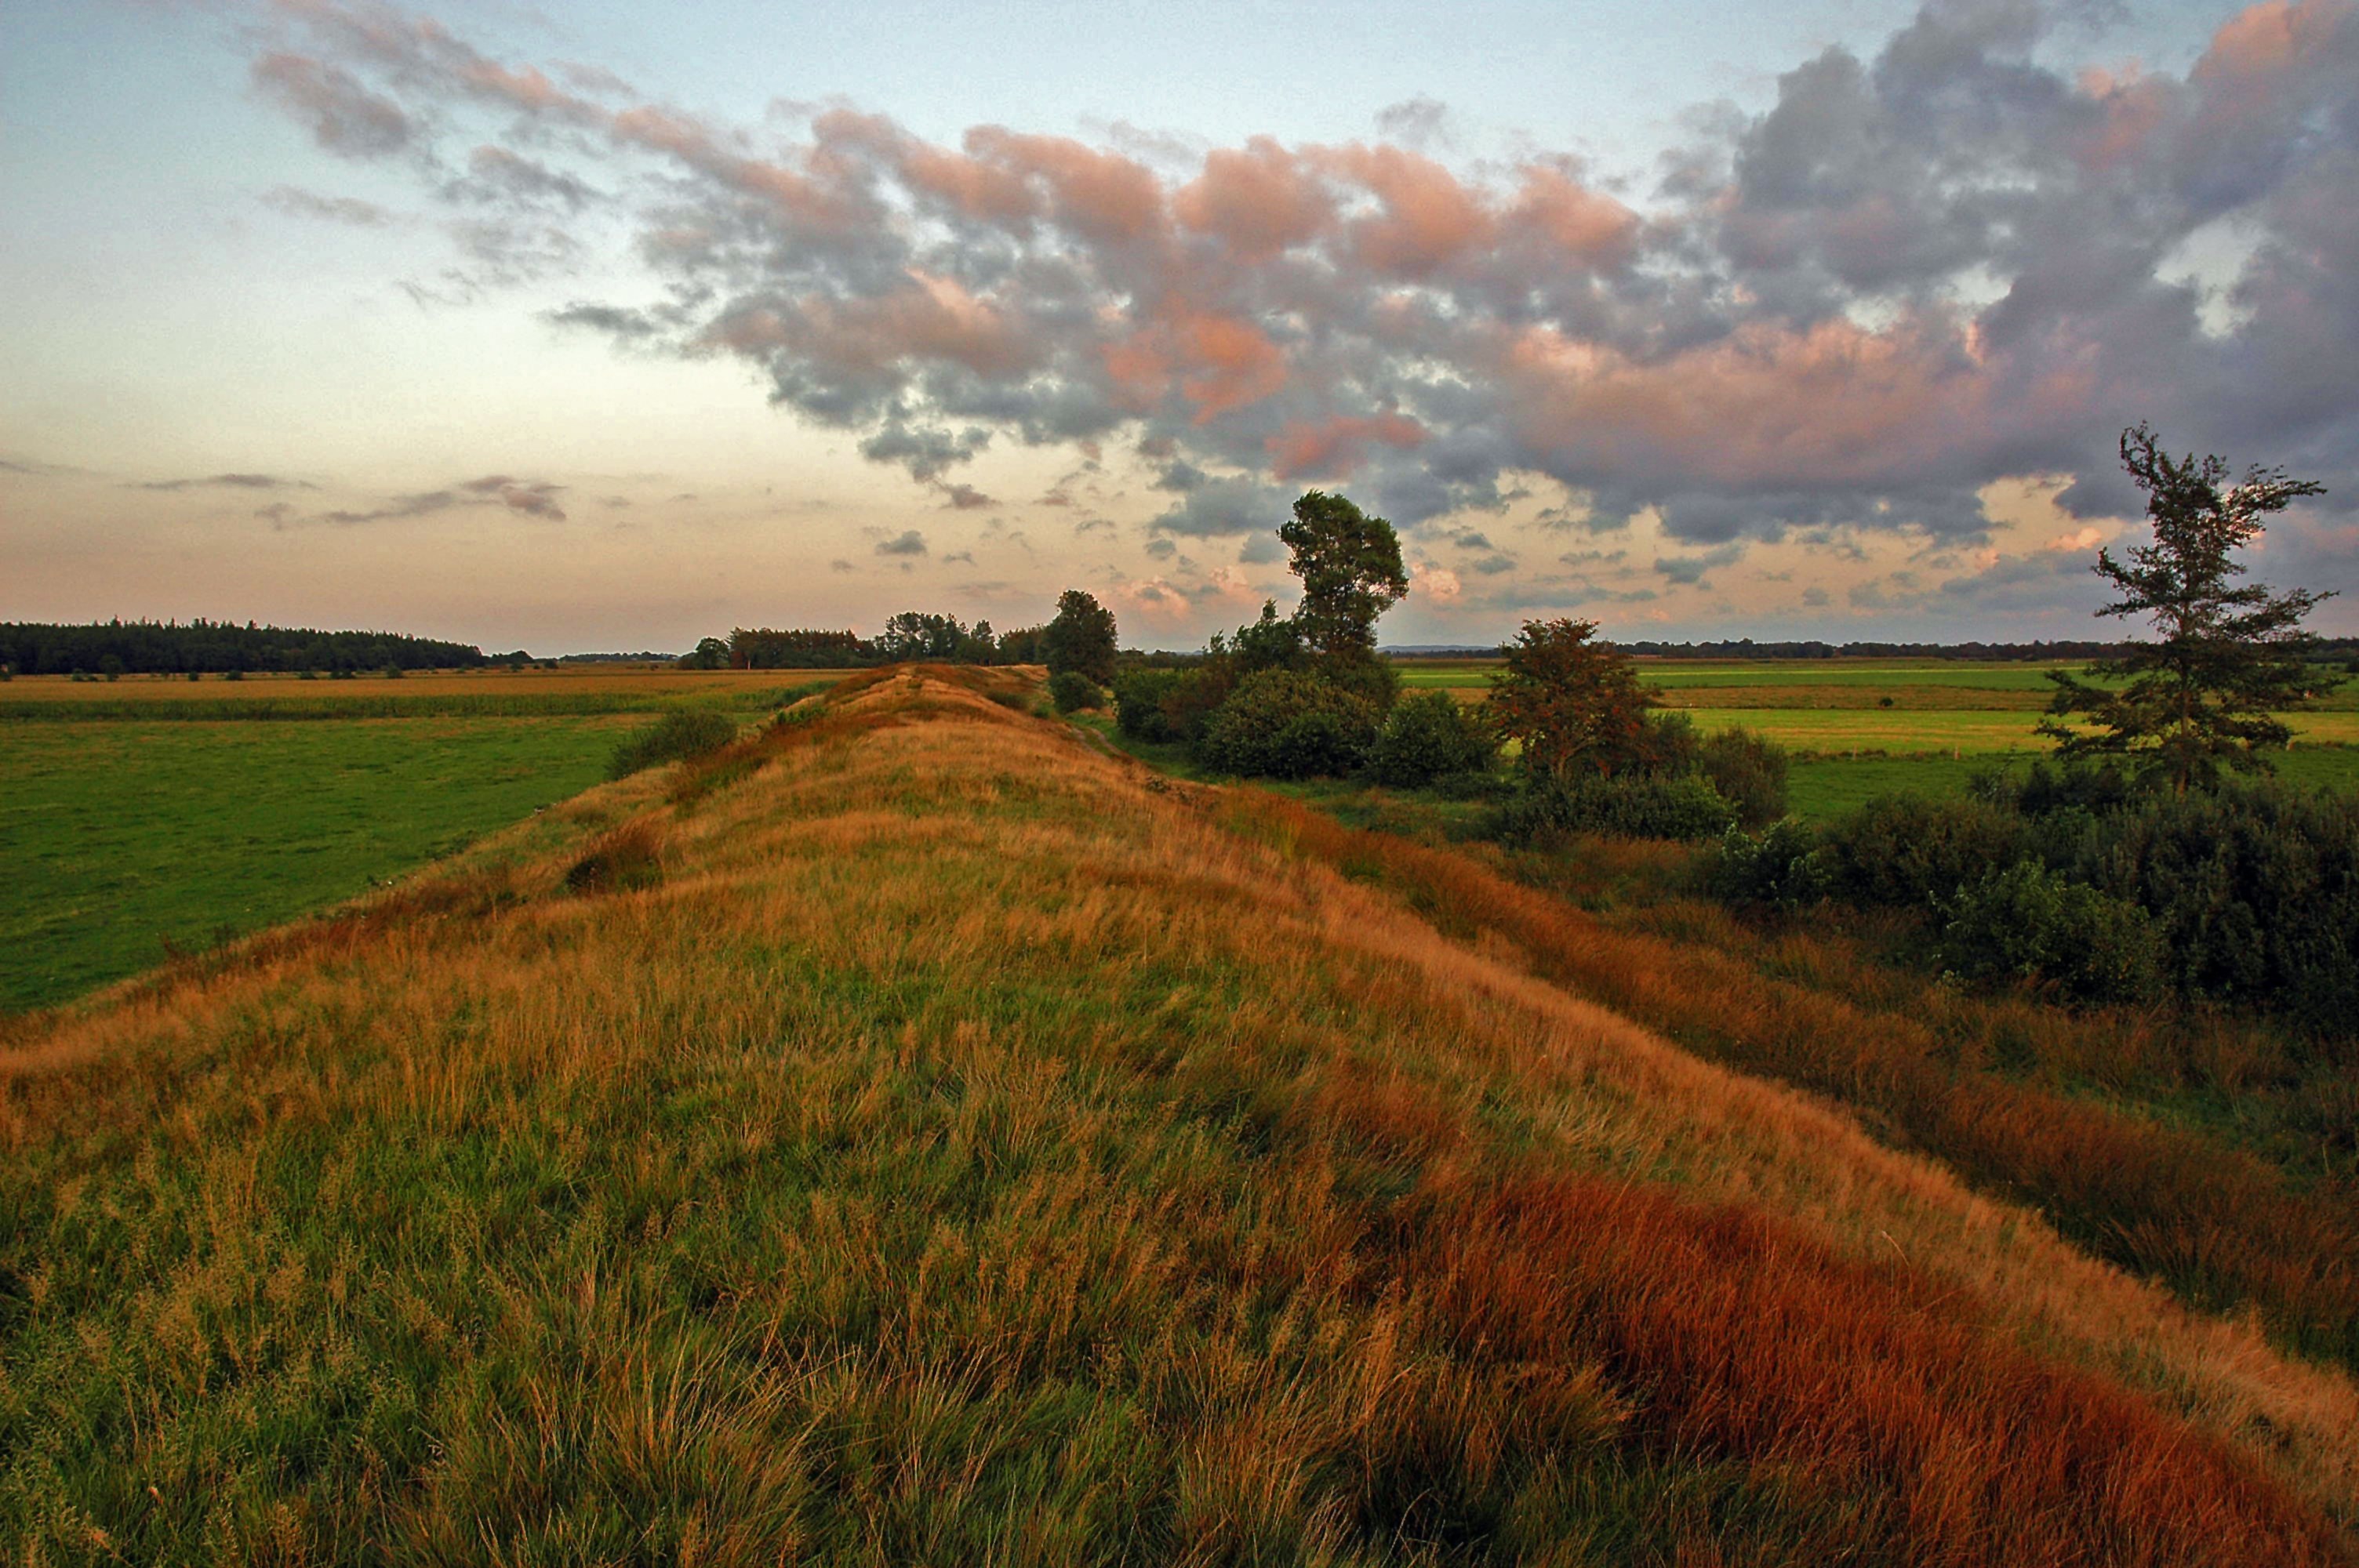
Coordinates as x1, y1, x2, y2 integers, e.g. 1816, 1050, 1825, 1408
0, 668, 851, 721
1679, 706, 2359, 754
0, 717, 633, 1011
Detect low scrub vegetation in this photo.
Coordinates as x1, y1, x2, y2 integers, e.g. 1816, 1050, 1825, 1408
605, 707, 740, 779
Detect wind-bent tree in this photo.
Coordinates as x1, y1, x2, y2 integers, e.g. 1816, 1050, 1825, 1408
2041, 423, 2335, 794
1488, 618, 1656, 781
1278, 491, 1408, 662
1041, 589, 1118, 684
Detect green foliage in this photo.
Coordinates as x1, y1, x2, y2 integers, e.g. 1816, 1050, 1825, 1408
1698, 727, 1790, 829
606, 709, 740, 779
1225, 599, 1309, 675
1821, 794, 2032, 910
1047, 670, 1101, 713
1278, 491, 1407, 662
1111, 668, 1186, 741
1492, 773, 1738, 843
2042, 423, 2338, 793
2067, 779, 2359, 1033
1707, 818, 1831, 909
677, 636, 732, 670
1194, 669, 1379, 779
1488, 619, 1656, 782
1369, 691, 1497, 788
1041, 589, 1119, 684
1936, 861, 2165, 1006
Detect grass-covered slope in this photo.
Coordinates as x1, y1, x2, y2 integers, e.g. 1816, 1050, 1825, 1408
2, 666, 2354, 1563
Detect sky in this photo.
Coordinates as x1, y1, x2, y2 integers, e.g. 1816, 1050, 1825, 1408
2, 0, 2354, 653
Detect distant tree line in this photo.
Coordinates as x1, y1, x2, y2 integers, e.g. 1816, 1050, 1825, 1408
0, 619, 516, 676
688, 615, 1049, 670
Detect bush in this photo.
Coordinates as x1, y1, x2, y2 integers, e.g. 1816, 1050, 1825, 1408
607, 710, 740, 779
1707, 818, 1830, 909
1821, 793, 2032, 911
1194, 669, 1380, 779
1369, 691, 1497, 787
1936, 860, 2165, 1005
1049, 670, 1101, 713
564, 819, 665, 894
2069, 779, 2359, 1032
1158, 664, 1238, 744
1113, 669, 1186, 740
1491, 773, 1738, 843
1697, 728, 1789, 829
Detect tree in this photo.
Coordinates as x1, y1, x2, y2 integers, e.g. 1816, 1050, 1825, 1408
1041, 590, 1118, 684
1278, 491, 1408, 662
2041, 423, 2335, 795
1487, 619, 1656, 782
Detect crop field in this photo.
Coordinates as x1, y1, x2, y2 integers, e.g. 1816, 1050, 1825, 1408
1, 666, 2352, 1560
0, 666, 850, 721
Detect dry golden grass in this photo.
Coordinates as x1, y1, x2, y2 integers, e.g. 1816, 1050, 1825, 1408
1, 663, 2352, 1561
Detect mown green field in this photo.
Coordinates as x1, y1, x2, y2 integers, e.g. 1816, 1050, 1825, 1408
0, 717, 637, 1012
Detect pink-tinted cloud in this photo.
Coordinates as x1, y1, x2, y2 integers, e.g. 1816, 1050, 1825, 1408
243, 0, 2359, 578
1267, 412, 1427, 481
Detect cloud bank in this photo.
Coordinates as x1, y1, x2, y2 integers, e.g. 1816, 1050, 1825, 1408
245, 0, 2358, 571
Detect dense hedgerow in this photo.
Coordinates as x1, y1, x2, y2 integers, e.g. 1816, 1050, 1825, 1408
1820, 793, 2033, 909
2067, 779, 2359, 1033
1491, 772, 1739, 843
605, 709, 739, 779
1111, 668, 1186, 741
1935, 860, 2166, 1004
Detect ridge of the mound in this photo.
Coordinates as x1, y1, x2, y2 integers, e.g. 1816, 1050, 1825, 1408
2, 664, 2352, 1562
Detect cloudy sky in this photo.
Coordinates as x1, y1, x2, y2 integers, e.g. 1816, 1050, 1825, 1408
3, 0, 2354, 652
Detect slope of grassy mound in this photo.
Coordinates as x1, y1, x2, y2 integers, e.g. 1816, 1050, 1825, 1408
2, 665, 2354, 1562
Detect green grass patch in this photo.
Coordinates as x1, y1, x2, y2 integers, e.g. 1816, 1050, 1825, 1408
0, 717, 628, 1012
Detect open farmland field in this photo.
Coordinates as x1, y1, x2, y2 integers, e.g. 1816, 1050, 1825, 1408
0, 666, 852, 722
0, 673, 839, 1014
1395, 656, 2359, 799
2, 665, 2354, 1561
0, 717, 631, 1012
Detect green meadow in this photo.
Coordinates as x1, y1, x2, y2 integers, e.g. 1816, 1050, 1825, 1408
0, 717, 631, 1012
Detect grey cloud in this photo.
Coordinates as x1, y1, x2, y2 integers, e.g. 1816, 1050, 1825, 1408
446, 146, 601, 211
262, 186, 393, 226
1150, 477, 1285, 539
252, 53, 415, 158
875, 529, 928, 556
249, 0, 2359, 568
134, 473, 316, 492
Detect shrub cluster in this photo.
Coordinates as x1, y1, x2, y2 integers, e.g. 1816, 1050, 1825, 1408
1369, 692, 1496, 787
1194, 669, 1383, 779
606, 710, 739, 779
1712, 763, 2359, 1029
1047, 670, 1102, 713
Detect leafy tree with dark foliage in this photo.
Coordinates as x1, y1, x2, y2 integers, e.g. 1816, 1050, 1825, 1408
1487, 619, 1656, 782
2041, 424, 2335, 795
1278, 491, 1407, 662
1041, 590, 1118, 684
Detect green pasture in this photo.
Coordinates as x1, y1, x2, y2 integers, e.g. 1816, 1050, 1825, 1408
1785, 745, 2359, 820
0, 716, 639, 1012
